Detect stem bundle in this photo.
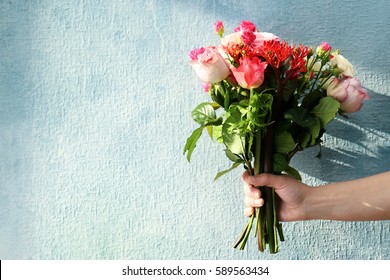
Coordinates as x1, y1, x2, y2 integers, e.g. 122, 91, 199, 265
234, 74, 285, 254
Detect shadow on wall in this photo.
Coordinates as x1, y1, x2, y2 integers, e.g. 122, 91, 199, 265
292, 90, 390, 183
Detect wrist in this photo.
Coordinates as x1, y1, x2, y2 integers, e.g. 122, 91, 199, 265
304, 184, 333, 220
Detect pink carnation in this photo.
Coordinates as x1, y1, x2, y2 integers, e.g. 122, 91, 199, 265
320, 41, 332, 52
241, 30, 256, 45
234, 20, 257, 32
214, 21, 224, 36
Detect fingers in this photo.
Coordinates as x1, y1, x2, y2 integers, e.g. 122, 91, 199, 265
243, 171, 264, 216
245, 196, 264, 207
243, 180, 261, 198
242, 171, 287, 191
244, 207, 254, 217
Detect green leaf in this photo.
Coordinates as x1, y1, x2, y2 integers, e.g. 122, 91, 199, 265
301, 90, 324, 109
273, 153, 302, 180
275, 131, 296, 154
307, 117, 321, 146
206, 126, 213, 139
299, 132, 311, 149
183, 126, 204, 162
209, 83, 225, 107
310, 96, 340, 127
222, 111, 245, 155
285, 165, 302, 180
282, 79, 298, 102
213, 125, 223, 143
284, 107, 317, 128
191, 102, 221, 126
273, 153, 289, 173
214, 162, 242, 181
225, 149, 245, 163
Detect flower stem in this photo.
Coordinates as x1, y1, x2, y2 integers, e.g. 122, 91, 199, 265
254, 129, 264, 252
261, 68, 285, 254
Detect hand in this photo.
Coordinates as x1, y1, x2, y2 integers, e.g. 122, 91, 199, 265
242, 171, 312, 221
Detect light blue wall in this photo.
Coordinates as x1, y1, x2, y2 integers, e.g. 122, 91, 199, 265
1, 0, 389, 259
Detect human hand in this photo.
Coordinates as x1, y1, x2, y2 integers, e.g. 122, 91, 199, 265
242, 171, 312, 221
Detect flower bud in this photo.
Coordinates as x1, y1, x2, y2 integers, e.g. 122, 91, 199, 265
214, 21, 224, 38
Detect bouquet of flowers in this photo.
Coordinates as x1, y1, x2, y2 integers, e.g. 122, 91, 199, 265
184, 20, 369, 254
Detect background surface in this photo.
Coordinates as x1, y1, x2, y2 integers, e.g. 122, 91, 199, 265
1, 0, 389, 259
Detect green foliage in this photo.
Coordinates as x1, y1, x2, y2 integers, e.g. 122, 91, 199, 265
275, 131, 295, 154
311, 96, 340, 127
191, 102, 222, 126
183, 126, 203, 162
214, 162, 242, 181
222, 110, 246, 155
185, 67, 341, 180
184, 90, 341, 179
273, 153, 301, 180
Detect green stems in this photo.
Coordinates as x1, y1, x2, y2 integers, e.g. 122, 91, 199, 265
263, 123, 279, 254
233, 123, 283, 253
234, 75, 285, 254
254, 129, 264, 252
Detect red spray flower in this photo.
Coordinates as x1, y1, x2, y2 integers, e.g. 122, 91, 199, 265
259, 40, 292, 69
287, 44, 311, 78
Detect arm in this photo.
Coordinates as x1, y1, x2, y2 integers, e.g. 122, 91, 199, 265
243, 171, 390, 221
307, 171, 390, 221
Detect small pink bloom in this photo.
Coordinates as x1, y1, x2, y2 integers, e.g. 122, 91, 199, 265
201, 83, 210, 92
230, 56, 267, 89
327, 77, 370, 113
214, 21, 224, 37
320, 42, 331, 52
241, 30, 256, 45
221, 31, 278, 48
316, 42, 332, 57
189, 46, 230, 83
234, 20, 257, 32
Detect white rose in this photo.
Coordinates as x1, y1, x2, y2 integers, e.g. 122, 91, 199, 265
331, 53, 356, 77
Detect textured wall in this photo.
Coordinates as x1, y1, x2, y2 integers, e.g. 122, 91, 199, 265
0, 0, 389, 259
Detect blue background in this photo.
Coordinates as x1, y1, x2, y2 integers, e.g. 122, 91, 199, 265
1, 0, 389, 259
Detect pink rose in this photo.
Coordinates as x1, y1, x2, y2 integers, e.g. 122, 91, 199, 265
252, 32, 279, 48
189, 46, 230, 83
220, 32, 241, 46
327, 77, 370, 113
230, 56, 267, 89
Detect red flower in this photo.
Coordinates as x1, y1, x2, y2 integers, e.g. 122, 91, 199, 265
287, 44, 311, 78
259, 40, 292, 69
223, 42, 258, 65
